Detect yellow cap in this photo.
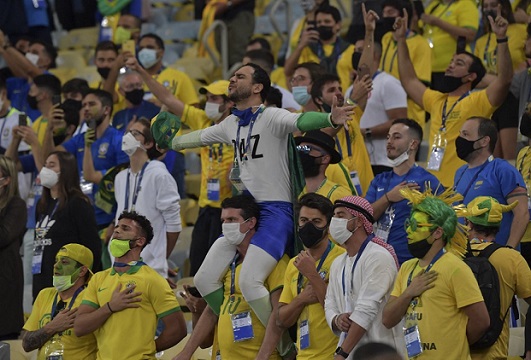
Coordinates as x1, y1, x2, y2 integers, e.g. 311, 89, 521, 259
199, 80, 230, 96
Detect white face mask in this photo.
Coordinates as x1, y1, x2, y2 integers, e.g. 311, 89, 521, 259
138, 48, 159, 69
329, 217, 356, 245
39, 167, 60, 189
222, 219, 249, 246
25, 52, 40, 66
121, 132, 145, 156
387, 149, 410, 167
204, 101, 224, 121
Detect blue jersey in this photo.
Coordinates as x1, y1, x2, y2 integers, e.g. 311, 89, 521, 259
62, 126, 129, 226
454, 157, 526, 245
365, 165, 443, 264
112, 101, 160, 131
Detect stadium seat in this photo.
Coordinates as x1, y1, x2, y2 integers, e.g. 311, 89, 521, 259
2, 340, 37, 360
76, 66, 101, 84
56, 50, 87, 70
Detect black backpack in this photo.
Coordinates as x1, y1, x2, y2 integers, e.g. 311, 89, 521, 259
463, 242, 512, 350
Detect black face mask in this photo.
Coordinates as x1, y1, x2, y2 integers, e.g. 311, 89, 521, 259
408, 238, 433, 259
27, 94, 38, 109
352, 51, 362, 70
97, 67, 111, 80
381, 17, 396, 34
483, 9, 497, 22
439, 74, 468, 93
320, 101, 332, 113
125, 89, 145, 106
299, 152, 322, 177
521, 110, 531, 137
317, 26, 335, 41
455, 135, 484, 161
298, 222, 327, 248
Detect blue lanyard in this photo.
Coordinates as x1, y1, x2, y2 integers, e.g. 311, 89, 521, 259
407, 248, 445, 287
40, 200, 59, 223
341, 234, 374, 296
297, 241, 332, 294
483, 32, 496, 65
234, 110, 260, 161
125, 161, 149, 211
335, 127, 352, 158
454, 156, 492, 201
229, 253, 240, 301
381, 31, 410, 73
441, 91, 470, 130
317, 40, 342, 61
51, 285, 86, 320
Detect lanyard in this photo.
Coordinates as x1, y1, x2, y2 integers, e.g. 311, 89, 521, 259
297, 241, 332, 294
229, 252, 240, 302
317, 40, 342, 62
335, 127, 352, 158
483, 32, 496, 66
40, 200, 59, 224
454, 156, 492, 201
341, 234, 374, 296
234, 109, 261, 161
125, 161, 149, 211
382, 31, 411, 73
441, 91, 470, 130
51, 285, 86, 320
407, 248, 445, 287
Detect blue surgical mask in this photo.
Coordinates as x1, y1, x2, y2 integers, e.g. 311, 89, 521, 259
138, 48, 159, 69
292, 86, 311, 106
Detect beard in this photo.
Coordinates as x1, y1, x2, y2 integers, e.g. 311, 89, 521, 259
229, 86, 252, 103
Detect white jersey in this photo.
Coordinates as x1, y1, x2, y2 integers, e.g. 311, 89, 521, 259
113, 160, 182, 278
201, 107, 301, 202
324, 241, 405, 358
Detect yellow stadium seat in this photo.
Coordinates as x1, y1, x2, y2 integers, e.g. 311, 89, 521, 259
49, 67, 77, 84
2, 339, 37, 360
56, 50, 87, 70
158, 334, 191, 359
58, 27, 99, 50
76, 65, 101, 84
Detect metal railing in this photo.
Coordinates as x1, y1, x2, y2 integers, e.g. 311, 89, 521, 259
202, 20, 230, 79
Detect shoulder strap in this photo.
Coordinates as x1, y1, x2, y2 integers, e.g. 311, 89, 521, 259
478, 243, 503, 259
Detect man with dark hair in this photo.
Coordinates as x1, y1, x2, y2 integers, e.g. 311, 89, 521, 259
74, 211, 187, 359
284, 5, 355, 91
365, 118, 442, 264
310, 73, 373, 195
152, 62, 355, 358
173, 195, 291, 359
62, 78, 89, 102
113, 116, 181, 280
29, 74, 62, 144
94, 41, 119, 86
46, 89, 129, 238
0, 76, 31, 155
454, 117, 528, 248
243, 49, 300, 111
265, 87, 283, 108
273, 193, 345, 359
395, 8, 513, 187
462, 196, 531, 360
246, 37, 272, 52
22, 244, 97, 359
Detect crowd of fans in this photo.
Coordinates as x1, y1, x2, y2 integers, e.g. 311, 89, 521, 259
0, 0, 531, 358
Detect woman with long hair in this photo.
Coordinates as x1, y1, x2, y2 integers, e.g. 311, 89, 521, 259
32, 151, 101, 298
0, 155, 26, 340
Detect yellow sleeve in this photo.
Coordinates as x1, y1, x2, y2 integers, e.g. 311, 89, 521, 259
422, 88, 441, 113
452, 261, 485, 308
149, 270, 182, 317
337, 45, 355, 91
390, 264, 408, 298
23, 289, 52, 331
278, 261, 296, 304
410, 36, 432, 83
298, 48, 319, 64
267, 255, 289, 293
173, 71, 200, 105
456, 0, 479, 30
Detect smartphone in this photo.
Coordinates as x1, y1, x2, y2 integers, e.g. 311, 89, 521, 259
187, 286, 202, 298
18, 113, 27, 127
122, 40, 136, 56
456, 36, 467, 53
307, 20, 317, 31
52, 94, 61, 106
413, 0, 424, 16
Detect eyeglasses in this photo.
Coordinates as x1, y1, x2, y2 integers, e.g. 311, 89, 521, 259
290, 75, 309, 85
296, 144, 325, 155
404, 217, 433, 232
129, 129, 145, 138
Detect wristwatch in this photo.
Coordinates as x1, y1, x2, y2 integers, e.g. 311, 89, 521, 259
363, 128, 372, 139
335, 346, 349, 358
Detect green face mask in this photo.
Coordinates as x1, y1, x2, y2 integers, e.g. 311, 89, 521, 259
52, 267, 81, 292
110, 238, 132, 258
114, 26, 132, 45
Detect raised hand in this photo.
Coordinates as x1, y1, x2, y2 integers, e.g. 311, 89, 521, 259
489, 4, 509, 39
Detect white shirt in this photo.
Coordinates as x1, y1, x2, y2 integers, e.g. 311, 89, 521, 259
113, 160, 182, 277
356, 72, 407, 167
324, 240, 405, 358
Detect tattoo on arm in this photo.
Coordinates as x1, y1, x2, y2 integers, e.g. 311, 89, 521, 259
22, 328, 54, 352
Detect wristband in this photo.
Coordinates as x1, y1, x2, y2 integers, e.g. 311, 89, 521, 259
496, 37, 508, 44
385, 193, 392, 204
107, 302, 115, 313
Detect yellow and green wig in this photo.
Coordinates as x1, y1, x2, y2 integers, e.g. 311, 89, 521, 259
459, 196, 517, 227
400, 186, 469, 258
